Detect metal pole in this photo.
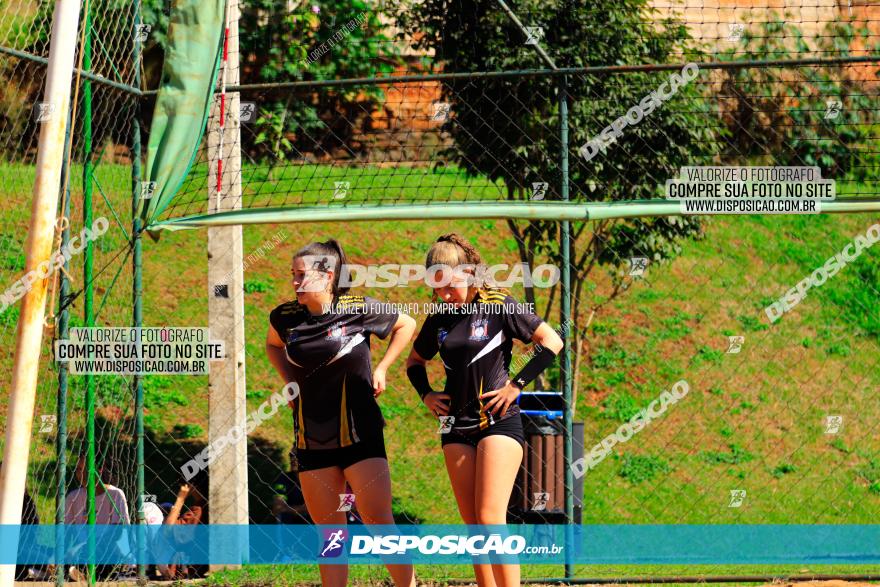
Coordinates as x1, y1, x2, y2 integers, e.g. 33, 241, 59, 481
489, 3, 572, 576
145, 197, 880, 230
56, 107, 74, 587
81, 2, 96, 583
0, 1, 83, 585
559, 74, 574, 580
132, 0, 146, 582
0, 45, 144, 95
219, 55, 880, 92
494, 0, 557, 69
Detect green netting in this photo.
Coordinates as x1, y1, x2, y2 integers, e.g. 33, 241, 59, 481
140, 0, 225, 226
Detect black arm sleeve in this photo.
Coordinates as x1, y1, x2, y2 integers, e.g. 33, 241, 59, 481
511, 345, 559, 390
406, 363, 434, 400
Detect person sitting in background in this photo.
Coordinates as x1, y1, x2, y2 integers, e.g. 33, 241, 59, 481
139, 498, 165, 580
157, 471, 209, 580
64, 454, 129, 525
158, 501, 174, 519
164, 476, 209, 526
142, 499, 164, 525
64, 454, 130, 581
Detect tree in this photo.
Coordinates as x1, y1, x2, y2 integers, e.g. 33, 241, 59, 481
718, 16, 879, 180
140, 0, 401, 160
239, 0, 400, 159
397, 0, 717, 407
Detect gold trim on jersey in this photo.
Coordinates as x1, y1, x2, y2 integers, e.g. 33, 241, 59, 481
338, 374, 360, 447
336, 294, 366, 308
272, 300, 306, 339
476, 287, 509, 305
296, 398, 306, 449
339, 375, 352, 447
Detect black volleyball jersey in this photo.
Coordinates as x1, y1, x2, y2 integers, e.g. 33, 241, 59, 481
269, 295, 398, 450
412, 289, 543, 434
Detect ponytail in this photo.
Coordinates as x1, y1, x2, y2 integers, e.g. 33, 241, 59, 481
324, 239, 350, 295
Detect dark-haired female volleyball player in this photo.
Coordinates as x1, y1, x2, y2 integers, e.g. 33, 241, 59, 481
405, 234, 563, 587
266, 239, 416, 587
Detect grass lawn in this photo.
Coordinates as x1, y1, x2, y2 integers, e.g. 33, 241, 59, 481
1, 162, 878, 584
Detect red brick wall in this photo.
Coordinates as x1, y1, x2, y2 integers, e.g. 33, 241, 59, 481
347, 4, 879, 162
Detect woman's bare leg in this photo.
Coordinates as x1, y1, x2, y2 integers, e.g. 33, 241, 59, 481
475, 435, 523, 587
443, 443, 497, 587
344, 457, 416, 587
300, 466, 348, 587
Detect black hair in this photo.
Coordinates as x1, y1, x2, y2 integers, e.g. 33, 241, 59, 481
292, 239, 350, 296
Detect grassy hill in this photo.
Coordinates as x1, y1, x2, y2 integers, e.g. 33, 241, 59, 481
1, 163, 878, 583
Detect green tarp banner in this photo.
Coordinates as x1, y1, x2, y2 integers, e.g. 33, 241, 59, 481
140, 0, 226, 230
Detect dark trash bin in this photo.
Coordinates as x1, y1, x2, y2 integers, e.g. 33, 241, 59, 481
508, 392, 584, 524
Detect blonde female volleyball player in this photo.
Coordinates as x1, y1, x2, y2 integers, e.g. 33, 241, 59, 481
405, 234, 563, 587
266, 239, 416, 587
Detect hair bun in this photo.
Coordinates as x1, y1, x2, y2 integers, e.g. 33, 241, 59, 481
436, 233, 481, 265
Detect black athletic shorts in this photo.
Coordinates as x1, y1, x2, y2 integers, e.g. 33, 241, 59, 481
296, 435, 387, 472
441, 413, 525, 448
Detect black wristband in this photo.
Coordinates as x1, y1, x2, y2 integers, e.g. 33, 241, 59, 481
406, 363, 433, 400
511, 345, 558, 390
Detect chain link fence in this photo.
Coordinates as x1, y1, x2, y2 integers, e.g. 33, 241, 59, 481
1, 0, 879, 584
0, 0, 141, 581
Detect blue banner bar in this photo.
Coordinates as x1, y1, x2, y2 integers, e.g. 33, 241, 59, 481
2, 525, 879, 565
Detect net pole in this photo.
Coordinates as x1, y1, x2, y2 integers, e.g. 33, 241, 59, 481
132, 0, 146, 582
207, 0, 249, 569
0, 1, 83, 585
559, 74, 575, 580
491, 5, 572, 572
56, 107, 74, 587
81, 0, 97, 581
